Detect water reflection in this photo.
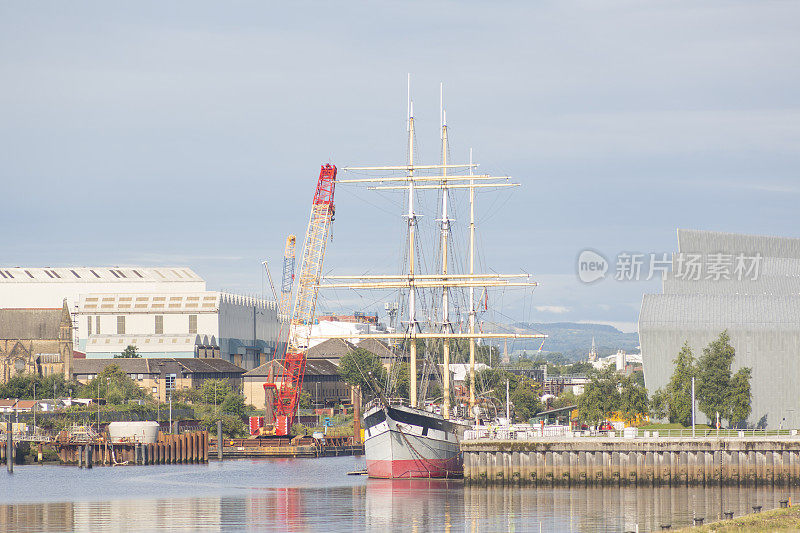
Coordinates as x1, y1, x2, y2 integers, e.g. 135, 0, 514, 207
2, 460, 800, 532
460, 484, 800, 532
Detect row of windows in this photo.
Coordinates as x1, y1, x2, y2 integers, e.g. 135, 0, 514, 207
87, 315, 198, 335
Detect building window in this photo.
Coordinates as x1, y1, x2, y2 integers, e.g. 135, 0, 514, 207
189, 315, 197, 334
96, 316, 101, 335
165, 373, 176, 397
152, 387, 157, 394
87, 316, 92, 336
155, 315, 164, 334
117, 316, 125, 334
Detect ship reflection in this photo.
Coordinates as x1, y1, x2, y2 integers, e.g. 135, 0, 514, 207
2, 481, 800, 532
366, 479, 462, 531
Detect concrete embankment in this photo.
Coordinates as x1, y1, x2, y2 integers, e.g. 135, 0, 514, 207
462, 437, 800, 486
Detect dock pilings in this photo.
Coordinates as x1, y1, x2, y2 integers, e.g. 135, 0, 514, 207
462, 438, 800, 486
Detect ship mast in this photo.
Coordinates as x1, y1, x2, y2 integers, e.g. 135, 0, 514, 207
332, 80, 547, 413
468, 148, 477, 412
406, 76, 419, 408
440, 83, 452, 419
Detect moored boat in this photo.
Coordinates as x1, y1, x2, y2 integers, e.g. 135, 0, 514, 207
364, 401, 468, 479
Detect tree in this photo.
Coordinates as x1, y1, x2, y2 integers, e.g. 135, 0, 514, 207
551, 390, 578, 410
578, 367, 621, 423
664, 342, 696, 426
387, 361, 410, 400
115, 345, 141, 358
81, 365, 149, 404
510, 378, 544, 421
727, 367, 752, 428
198, 378, 233, 406
696, 331, 736, 423
618, 374, 649, 422
649, 388, 668, 420
338, 348, 387, 397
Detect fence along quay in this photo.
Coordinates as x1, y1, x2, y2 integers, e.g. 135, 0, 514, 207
462, 431, 800, 486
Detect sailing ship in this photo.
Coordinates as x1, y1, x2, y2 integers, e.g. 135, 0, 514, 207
319, 79, 545, 478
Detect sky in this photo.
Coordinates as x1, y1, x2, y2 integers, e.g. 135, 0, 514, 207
2, 1, 799, 334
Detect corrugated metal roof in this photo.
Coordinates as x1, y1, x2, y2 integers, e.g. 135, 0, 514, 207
669, 255, 800, 277
0, 266, 203, 284
639, 294, 800, 328
677, 229, 800, 258
663, 274, 800, 295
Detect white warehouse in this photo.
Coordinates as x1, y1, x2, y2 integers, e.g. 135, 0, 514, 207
0, 266, 284, 370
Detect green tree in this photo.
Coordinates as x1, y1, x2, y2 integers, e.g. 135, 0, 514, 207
115, 345, 141, 358
338, 348, 387, 397
577, 366, 621, 423
727, 367, 752, 427
81, 365, 149, 405
619, 374, 649, 421
696, 331, 735, 423
664, 342, 696, 426
510, 378, 544, 421
551, 390, 578, 410
388, 361, 410, 400
198, 378, 233, 406
649, 388, 668, 420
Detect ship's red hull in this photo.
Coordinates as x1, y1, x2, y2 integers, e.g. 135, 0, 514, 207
366, 455, 463, 479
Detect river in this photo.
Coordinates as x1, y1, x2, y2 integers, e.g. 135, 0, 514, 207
1, 457, 798, 531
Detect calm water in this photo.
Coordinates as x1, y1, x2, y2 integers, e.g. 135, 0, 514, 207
1, 457, 798, 532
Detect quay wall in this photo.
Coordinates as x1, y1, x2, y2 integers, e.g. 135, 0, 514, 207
462, 438, 800, 486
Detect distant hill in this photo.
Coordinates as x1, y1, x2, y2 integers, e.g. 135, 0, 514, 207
491, 322, 639, 362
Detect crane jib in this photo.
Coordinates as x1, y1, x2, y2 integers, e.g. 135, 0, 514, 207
260, 163, 337, 437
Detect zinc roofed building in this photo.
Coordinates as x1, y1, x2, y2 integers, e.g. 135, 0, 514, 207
640, 229, 800, 429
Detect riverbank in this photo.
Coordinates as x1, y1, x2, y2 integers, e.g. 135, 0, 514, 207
675, 505, 800, 532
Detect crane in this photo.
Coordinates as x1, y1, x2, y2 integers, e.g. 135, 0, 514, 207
264, 164, 337, 435
277, 235, 297, 320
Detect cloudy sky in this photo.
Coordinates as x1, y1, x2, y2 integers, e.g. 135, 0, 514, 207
2, 1, 799, 332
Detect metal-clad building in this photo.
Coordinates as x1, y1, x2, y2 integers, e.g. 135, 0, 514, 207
640, 229, 800, 429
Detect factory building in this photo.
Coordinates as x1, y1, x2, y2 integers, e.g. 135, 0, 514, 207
640, 229, 800, 429
0, 266, 283, 371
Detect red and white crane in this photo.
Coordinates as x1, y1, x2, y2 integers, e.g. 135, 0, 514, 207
264, 164, 337, 435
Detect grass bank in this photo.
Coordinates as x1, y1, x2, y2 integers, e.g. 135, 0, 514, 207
675, 505, 800, 532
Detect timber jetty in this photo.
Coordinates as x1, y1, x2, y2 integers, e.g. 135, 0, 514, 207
462, 435, 800, 486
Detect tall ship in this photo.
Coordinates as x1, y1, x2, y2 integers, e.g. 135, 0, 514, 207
317, 80, 545, 479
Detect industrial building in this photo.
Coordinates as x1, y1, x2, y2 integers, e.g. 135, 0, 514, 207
640, 229, 800, 429
0, 266, 283, 370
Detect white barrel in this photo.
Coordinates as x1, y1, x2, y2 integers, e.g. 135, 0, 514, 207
107, 421, 160, 443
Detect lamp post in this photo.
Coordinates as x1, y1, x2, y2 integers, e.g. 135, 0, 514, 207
33, 380, 36, 430
158, 362, 165, 432
97, 377, 101, 428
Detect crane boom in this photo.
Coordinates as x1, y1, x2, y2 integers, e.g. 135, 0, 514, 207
277, 234, 296, 319
264, 164, 337, 435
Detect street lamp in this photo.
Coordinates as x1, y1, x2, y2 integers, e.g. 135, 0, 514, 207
33, 380, 36, 430
157, 362, 165, 432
